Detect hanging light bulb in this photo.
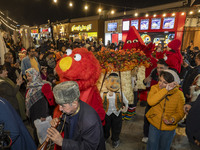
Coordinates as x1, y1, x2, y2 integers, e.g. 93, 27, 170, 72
181, 12, 185, 15
69, 2, 73, 7
198, 9, 200, 13
111, 10, 115, 15
163, 13, 166, 17
145, 14, 149, 17
172, 13, 175, 16
98, 8, 102, 13
135, 13, 138, 17
153, 14, 157, 17
53, 0, 57, 3
84, 5, 88, 10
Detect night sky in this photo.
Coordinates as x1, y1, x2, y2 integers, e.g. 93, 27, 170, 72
0, 0, 190, 26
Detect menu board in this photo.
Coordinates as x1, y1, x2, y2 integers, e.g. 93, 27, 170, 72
131, 20, 139, 30
140, 19, 149, 30
123, 21, 130, 31
107, 22, 117, 31
163, 17, 175, 29
151, 18, 161, 29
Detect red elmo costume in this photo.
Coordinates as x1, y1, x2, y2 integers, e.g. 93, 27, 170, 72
53, 48, 105, 150
54, 48, 105, 122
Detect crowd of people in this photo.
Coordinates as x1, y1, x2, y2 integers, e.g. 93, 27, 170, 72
0, 35, 200, 150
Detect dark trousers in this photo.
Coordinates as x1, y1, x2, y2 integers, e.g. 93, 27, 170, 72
143, 104, 151, 137
104, 112, 122, 142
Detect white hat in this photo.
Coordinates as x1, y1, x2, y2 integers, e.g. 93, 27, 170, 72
164, 69, 180, 84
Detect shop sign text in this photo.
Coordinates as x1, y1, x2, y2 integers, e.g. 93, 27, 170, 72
71, 24, 92, 32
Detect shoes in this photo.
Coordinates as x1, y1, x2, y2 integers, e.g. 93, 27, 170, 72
112, 140, 120, 148
140, 101, 147, 107
141, 137, 148, 143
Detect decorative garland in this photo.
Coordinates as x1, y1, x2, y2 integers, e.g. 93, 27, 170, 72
94, 48, 151, 72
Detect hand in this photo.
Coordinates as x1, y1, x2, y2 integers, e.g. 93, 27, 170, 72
16, 76, 23, 86
182, 60, 189, 67
163, 118, 174, 125
120, 106, 128, 113
194, 140, 200, 147
186, 94, 191, 99
144, 76, 152, 84
50, 118, 59, 127
184, 104, 191, 115
14, 63, 19, 68
47, 127, 63, 146
166, 82, 177, 91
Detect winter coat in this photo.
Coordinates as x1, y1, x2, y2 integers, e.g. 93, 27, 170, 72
182, 66, 200, 98
165, 50, 182, 73
61, 100, 106, 150
146, 84, 185, 131
0, 77, 26, 120
186, 95, 200, 146
0, 97, 36, 150
21, 56, 40, 75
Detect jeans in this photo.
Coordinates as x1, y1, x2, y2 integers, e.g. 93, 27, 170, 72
147, 124, 176, 150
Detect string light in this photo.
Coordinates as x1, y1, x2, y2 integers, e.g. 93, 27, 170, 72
0, 19, 16, 31
189, 11, 193, 15
134, 13, 138, 17
145, 13, 149, 17
172, 13, 175, 16
198, 9, 200, 13
84, 5, 88, 10
69, 2, 73, 7
163, 13, 166, 17
0, 11, 4, 15
153, 14, 157, 17
0, 16, 8, 23
98, 8, 102, 13
53, 0, 57, 3
181, 12, 185, 15
111, 10, 115, 14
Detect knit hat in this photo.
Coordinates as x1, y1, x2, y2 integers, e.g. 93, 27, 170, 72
164, 69, 180, 84
53, 81, 80, 105
167, 39, 181, 51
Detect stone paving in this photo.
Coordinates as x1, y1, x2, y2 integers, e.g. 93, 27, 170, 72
106, 105, 190, 150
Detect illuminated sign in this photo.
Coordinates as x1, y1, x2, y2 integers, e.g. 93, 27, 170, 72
31, 29, 38, 33
71, 24, 92, 31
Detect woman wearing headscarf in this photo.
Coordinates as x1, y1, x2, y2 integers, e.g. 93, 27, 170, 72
146, 69, 185, 150
25, 68, 50, 145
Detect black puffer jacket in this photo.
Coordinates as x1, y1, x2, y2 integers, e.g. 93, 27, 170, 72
186, 95, 200, 146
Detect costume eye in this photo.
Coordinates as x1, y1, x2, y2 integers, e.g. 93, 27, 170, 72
74, 54, 82, 61
127, 40, 132, 44
133, 39, 138, 43
66, 49, 72, 56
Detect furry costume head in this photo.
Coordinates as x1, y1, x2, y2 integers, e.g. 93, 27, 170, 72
55, 48, 101, 91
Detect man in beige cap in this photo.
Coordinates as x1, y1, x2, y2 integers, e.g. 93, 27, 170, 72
47, 81, 105, 150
